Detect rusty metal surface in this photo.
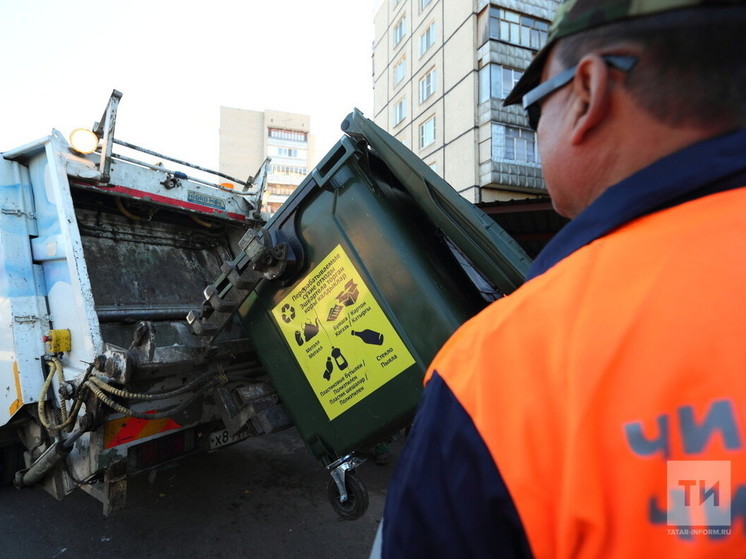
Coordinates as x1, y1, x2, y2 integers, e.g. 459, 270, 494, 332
76, 207, 233, 319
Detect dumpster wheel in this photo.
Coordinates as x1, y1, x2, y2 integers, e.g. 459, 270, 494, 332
327, 471, 369, 520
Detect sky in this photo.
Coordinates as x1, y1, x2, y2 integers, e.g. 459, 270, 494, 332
0, 0, 379, 172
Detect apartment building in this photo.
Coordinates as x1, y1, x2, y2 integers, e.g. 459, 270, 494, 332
373, 0, 559, 204
219, 108, 316, 214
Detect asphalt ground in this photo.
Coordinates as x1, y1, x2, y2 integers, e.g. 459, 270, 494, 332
0, 428, 402, 559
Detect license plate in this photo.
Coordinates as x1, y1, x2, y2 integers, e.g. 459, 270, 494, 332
209, 426, 251, 450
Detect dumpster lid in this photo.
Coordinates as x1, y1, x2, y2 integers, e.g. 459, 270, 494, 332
340, 109, 531, 295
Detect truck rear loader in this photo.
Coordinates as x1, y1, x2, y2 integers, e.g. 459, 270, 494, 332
0, 91, 530, 517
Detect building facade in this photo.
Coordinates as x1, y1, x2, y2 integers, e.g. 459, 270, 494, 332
373, 0, 559, 203
219, 108, 316, 214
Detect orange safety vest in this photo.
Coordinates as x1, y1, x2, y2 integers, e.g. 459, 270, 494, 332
428, 188, 746, 557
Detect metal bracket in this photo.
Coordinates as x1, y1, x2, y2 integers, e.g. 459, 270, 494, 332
14, 314, 51, 324
243, 157, 271, 219
327, 454, 366, 503
186, 228, 298, 343
92, 90, 123, 183
2, 207, 36, 219
160, 173, 182, 190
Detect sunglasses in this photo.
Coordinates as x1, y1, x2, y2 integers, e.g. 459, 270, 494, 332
522, 54, 638, 131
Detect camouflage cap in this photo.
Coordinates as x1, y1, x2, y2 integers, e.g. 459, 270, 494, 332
503, 0, 744, 106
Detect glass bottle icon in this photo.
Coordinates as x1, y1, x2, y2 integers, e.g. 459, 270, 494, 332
351, 329, 384, 346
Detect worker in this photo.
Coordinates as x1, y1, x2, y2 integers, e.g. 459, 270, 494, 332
371, 0, 746, 556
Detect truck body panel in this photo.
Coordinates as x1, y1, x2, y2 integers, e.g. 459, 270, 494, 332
0, 93, 289, 513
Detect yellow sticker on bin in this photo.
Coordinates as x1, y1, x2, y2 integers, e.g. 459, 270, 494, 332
272, 244, 415, 420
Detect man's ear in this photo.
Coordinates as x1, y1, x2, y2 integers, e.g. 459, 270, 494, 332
569, 54, 612, 145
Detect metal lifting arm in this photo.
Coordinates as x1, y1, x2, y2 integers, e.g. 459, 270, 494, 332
186, 228, 297, 344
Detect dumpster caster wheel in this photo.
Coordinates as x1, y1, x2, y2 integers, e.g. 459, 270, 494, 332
328, 472, 368, 520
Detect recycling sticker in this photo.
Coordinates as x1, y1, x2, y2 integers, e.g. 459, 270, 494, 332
271, 244, 416, 420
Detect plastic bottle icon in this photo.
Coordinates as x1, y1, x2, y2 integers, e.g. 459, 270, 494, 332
323, 357, 334, 381
331, 347, 348, 370
295, 331, 304, 346
351, 329, 384, 346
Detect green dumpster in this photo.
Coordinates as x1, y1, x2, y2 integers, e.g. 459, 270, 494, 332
237, 110, 530, 518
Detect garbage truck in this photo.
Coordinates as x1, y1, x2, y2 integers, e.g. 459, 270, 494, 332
0, 90, 531, 518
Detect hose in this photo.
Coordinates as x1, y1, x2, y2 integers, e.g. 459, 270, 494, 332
189, 214, 214, 228
40, 358, 224, 423
37, 358, 82, 432
83, 374, 224, 420
87, 370, 217, 401
115, 197, 144, 221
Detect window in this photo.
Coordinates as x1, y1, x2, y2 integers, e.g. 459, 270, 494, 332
269, 185, 296, 196
393, 17, 407, 46
419, 69, 436, 103
492, 124, 539, 164
268, 128, 307, 142
394, 57, 407, 85
419, 116, 436, 149
488, 9, 549, 50
273, 146, 299, 158
479, 64, 523, 103
270, 164, 307, 175
419, 22, 435, 56
420, 0, 432, 10
393, 98, 407, 126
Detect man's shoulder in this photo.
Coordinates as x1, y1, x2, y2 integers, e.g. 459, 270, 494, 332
463, 186, 746, 337
541, 186, 746, 279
